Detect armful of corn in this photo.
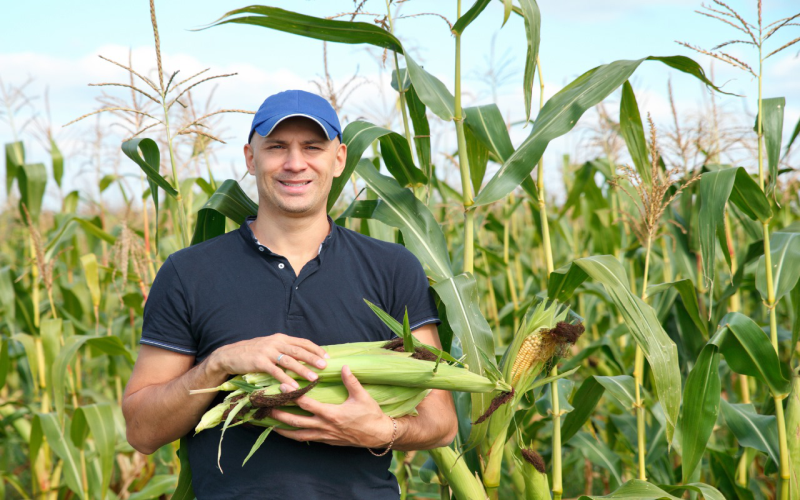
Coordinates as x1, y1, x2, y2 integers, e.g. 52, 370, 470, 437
191, 338, 510, 470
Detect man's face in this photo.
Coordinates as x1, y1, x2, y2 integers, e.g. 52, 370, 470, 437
244, 117, 346, 217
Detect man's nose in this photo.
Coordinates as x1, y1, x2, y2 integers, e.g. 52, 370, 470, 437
283, 145, 306, 171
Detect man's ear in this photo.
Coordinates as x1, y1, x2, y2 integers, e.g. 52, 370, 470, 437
333, 141, 347, 178
244, 142, 256, 176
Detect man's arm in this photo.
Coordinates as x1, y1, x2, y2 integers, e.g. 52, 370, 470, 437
123, 334, 330, 454
272, 324, 459, 450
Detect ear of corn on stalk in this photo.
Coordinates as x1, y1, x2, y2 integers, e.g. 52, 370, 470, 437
478, 300, 583, 496
520, 448, 551, 500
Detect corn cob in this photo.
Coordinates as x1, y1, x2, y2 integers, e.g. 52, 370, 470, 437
246, 354, 508, 393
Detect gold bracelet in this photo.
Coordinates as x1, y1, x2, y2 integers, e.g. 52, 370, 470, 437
368, 417, 397, 457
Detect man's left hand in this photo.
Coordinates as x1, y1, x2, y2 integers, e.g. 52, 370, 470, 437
271, 365, 396, 449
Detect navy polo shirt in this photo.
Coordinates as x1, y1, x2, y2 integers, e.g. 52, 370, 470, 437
140, 216, 439, 499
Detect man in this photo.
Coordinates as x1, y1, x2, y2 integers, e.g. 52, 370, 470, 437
122, 90, 458, 499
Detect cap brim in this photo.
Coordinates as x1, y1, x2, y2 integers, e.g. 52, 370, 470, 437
252, 113, 337, 141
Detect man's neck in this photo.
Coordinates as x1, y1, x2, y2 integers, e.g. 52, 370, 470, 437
250, 206, 330, 261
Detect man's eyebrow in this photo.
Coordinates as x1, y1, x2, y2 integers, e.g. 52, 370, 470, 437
262, 138, 328, 145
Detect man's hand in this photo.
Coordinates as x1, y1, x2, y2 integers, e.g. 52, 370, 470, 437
271, 365, 395, 449
207, 333, 329, 392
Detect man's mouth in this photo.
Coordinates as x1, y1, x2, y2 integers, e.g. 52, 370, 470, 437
279, 180, 311, 186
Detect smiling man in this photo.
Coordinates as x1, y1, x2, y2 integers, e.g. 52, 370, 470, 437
122, 90, 458, 499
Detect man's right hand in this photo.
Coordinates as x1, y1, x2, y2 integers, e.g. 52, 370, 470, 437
207, 333, 329, 393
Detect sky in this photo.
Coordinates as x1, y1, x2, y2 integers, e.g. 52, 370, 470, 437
1, 0, 798, 209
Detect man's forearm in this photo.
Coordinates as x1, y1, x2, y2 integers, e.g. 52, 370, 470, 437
392, 390, 458, 451
123, 357, 227, 454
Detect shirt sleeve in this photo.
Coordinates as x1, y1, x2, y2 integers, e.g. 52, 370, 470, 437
140, 256, 197, 355
390, 246, 441, 331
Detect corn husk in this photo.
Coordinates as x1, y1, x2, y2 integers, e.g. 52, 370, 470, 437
246, 354, 508, 393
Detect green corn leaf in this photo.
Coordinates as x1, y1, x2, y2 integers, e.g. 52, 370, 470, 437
51, 138, 64, 188
578, 479, 680, 499
785, 114, 800, 158
663, 483, 725, 500
191, 179, 258, 246
647, 279, 707, 337
31, 413, 85, 499
206, 6, 403, 52
45, 216, 116, 258
173, 438, 195, 500
80, 253, 101, 309
127, 475, 177, 500
362, 299, 459, 364
355, 161, 452, 281
242, 427, 273, 466
53, 335, 133, 419
560, 161, 608, 218
519, 0, 541, 122
534, 378, 574, 416
755, 97, 784, 196
378, 132, 427, 188
711, 312, 791, 397
0, 338, 8, 390
72, 404, 116, 500
475, 55, 726, 206
402, 308, 414, 353
698, 167, 772, 290
561, 376, 604, 444
16, 162, 47, 222
329, 121, 392, 213
579, 480, 723, 500
40, 318, 62, 387
547, 261, 589, 302
465, 124, 489, 194
207, 8, 456, 121
572, 432, 623, 488
404, 52, 455, 121
11, 333, 38, 390
756, 231, 800, 303
0, 266, 16, 328
121, 138, 178, 198
5, 141, 25, 194
452, 0, 491, 34
619, 81, 651, 185
464, 104, 515, 163
720, 399, 780, 466
564, 255, 681, 445
502, 0, 512, 26
405, 82, 432, 177
785, 374, 800, 499
680, 343, 720, 482
595, 375, 637, 411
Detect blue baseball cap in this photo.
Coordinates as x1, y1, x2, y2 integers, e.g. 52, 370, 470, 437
248, 90, 342, 143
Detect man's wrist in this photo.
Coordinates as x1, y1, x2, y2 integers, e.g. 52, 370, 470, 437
380, 414, 404, 448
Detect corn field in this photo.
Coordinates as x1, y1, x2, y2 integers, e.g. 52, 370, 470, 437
2, 0, 800, 499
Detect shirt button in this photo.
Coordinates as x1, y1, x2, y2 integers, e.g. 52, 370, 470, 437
278, 263, 285, 269
259, 247, 264, 252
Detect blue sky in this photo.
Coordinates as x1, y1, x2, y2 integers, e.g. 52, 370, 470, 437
1, 0, 798, 206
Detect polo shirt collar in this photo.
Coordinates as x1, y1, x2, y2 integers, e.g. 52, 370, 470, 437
239, 215, 337, 259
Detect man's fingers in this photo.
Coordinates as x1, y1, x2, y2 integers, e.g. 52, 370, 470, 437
267, 363, 299, 389
341, 365, 367, 400
285, 338, 329, 366
273, 428, 322, 443
278, 354, 319, 383
293, 395, 328, 414
271, 409, 322, 430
